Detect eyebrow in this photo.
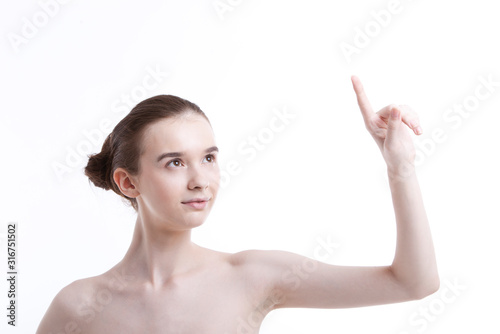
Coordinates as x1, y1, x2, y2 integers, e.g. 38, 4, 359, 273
156, 146, 219, 163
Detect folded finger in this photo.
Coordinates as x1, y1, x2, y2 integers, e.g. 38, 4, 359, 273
398, 104, 423, 135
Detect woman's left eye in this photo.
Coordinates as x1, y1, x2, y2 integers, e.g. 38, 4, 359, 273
203, 154, 216, 163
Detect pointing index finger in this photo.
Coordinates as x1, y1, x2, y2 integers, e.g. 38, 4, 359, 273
351, 75, 374, 120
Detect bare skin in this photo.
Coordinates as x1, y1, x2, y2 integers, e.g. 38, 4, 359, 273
36, 77, 439, 334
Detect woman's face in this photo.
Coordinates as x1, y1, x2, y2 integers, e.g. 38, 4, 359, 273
133, 113, 220, 231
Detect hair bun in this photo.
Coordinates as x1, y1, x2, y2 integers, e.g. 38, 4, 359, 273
84, 135, 113, 190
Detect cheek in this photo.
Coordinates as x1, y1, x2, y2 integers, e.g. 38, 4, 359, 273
143, 171, 185, 202
209, 165, 221, 193
159, 175, 185, 199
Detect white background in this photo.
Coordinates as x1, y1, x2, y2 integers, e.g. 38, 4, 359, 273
1, 0, 499, 333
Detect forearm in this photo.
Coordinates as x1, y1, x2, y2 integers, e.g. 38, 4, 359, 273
387, 168, 439, 297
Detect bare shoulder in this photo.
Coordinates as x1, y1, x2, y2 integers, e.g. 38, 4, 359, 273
226, 249, 313, 309
36, 275, 109, 334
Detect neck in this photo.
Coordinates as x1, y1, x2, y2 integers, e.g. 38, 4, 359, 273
120, 214, 202, 288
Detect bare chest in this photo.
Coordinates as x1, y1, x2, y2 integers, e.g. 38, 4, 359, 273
80, 270, 272, 334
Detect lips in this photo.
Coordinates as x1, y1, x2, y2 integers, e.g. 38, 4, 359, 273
181, 197, 210, 209
181, 198, 210, 204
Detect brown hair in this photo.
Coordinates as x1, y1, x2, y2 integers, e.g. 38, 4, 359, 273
84, 95, 209, 211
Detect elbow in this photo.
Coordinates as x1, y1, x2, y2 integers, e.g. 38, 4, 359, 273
409, 276, 441, 300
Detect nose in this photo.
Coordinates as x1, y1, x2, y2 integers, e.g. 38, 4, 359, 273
187, 165, 209, 190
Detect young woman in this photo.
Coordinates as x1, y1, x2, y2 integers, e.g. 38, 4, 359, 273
36, 76, 439, 334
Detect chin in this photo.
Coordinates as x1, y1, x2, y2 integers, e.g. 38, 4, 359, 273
178, 215, 209, 229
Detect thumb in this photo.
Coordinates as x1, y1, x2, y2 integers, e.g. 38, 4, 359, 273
385, 105, 401, 145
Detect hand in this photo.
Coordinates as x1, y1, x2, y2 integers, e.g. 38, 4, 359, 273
351, 76, 422, 178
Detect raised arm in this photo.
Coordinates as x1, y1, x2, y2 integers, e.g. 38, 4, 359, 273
350, 75, 438, 297
243, 76, 439, 310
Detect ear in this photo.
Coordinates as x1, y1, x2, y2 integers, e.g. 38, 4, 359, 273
113, 167, 140, 198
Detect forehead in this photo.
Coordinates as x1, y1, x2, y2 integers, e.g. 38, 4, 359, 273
141, 114, 215, 156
